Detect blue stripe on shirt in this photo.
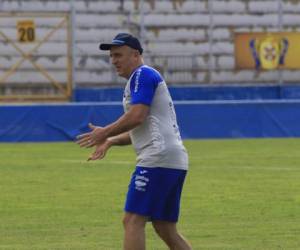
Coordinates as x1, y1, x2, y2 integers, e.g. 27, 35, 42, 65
130, 66, 163, 106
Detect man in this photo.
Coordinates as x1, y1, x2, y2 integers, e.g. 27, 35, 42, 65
76, 33, 192, 250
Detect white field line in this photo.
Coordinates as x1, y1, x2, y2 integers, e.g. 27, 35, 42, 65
59, 159, 133, 165
59, 160, 298, 170
196, 165, 298, 171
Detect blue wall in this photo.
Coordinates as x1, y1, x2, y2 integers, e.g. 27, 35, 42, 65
74, 85, 300, 102
1, 100, 300, 142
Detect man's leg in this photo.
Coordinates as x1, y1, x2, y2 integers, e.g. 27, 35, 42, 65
123, 212, 148, 250
152, 220, 192, 250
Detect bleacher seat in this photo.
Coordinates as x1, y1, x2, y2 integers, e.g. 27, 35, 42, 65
145, 28, 206, 42
212, 1, 246, 13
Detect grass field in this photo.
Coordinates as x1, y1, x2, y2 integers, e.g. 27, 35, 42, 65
1, 139, 300, 250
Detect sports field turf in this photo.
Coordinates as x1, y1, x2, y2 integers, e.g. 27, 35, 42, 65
1, 139, 300, 249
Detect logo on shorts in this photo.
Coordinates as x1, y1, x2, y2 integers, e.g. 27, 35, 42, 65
135, 180, 147, 187
135, 175, 149, 192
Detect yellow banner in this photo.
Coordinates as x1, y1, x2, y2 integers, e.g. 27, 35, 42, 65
235, 32, 300, 70
17, 20, 36, 43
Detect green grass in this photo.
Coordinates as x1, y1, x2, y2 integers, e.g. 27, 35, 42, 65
1, 139, 300, 249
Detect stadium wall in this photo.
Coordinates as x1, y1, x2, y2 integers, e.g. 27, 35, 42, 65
1, 96, 300, 142
74, 85, 300, 102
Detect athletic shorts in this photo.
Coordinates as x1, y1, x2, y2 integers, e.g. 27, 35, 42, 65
124, 166, 187, 222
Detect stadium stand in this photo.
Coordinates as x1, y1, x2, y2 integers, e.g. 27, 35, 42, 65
1, 0, 300, 95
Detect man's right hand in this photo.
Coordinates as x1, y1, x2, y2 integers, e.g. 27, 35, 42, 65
76, 123, 108, 148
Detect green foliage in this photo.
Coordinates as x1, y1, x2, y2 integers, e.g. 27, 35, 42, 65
0, 139, 300, 249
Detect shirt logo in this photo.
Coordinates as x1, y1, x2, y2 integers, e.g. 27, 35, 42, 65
134, 68, 142, 93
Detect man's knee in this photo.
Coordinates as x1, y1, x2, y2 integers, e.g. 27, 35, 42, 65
122, 212, 147, 231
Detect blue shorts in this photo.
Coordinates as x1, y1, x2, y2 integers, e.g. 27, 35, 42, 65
124, 166, 187, 222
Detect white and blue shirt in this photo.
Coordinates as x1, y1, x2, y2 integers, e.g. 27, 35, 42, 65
123, 65, 188, 170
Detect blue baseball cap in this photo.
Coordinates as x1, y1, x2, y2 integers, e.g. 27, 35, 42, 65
99, 33, 143, 54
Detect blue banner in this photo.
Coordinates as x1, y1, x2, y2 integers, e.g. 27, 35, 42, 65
1, 101, 300, 142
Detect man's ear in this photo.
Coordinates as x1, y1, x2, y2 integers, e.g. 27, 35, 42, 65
133, 50, 140, 58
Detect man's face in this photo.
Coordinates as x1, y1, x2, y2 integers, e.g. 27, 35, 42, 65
110, 46, 139, 79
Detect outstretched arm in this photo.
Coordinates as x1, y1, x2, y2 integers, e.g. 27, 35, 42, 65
77, 104, 149, 148
88, 132, 131, 161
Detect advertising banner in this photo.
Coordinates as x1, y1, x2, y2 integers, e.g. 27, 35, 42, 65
235, 32, 300, 70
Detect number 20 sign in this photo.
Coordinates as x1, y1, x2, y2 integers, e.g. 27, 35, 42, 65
17, 20, 36, 43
